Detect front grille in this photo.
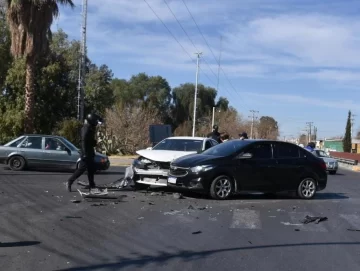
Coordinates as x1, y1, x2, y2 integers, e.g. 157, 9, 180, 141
169, 166, 188, 177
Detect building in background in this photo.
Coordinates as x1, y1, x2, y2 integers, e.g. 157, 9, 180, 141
323, 138, 360, 153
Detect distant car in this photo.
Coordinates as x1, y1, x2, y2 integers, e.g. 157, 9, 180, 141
0, 135, 110, 171
310, 149, 338, 175
167, 140, 327, 200
132, 136, 219, 188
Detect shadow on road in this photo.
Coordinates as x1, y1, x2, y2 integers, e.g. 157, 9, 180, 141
55, 241, 360, 271
0, 241, 40, 248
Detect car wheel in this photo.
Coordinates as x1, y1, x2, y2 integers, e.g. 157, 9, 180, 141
297, 177, 317, 199
8, 156, 26, 171
329, 170, 337, 175
210, 175, 233, 200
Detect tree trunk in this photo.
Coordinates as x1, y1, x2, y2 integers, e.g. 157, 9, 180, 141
24, 58, 35, 133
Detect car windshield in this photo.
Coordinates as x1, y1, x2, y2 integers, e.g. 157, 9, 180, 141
202, 140, 251, 156
61, 137, 79, 151
317, 150, 330, 157
152, 139, 203, 152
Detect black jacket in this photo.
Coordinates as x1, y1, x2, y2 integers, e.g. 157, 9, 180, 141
80, 123, 97, 158
207, 131, 221, 143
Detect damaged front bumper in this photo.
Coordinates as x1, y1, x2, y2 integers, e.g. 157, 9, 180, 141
132, 157, 170, 187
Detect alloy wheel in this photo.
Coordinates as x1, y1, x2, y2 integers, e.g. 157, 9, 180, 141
214, 178, 232, 199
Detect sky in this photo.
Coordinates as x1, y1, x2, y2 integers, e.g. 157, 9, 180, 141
55, 0, 360, 139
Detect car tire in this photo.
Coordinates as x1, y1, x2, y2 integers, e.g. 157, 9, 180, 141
8, 156, 26, 171
329, 170, 337, 175
209, 175, 233, 200
297, 177, 317, 199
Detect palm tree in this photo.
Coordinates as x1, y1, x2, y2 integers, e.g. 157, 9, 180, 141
5, 0, 74, 133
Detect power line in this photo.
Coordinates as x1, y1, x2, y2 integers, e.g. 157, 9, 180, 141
162, 0, 239, 102
143, 0, 216, 88
181, 0, 250, 110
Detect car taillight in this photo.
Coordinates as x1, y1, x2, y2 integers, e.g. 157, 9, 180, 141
319, 160, 327, 170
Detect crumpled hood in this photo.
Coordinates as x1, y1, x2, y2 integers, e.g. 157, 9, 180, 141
136, 149, 196, 163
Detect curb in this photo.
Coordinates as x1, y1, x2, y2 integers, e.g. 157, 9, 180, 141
338, 163, 360, 172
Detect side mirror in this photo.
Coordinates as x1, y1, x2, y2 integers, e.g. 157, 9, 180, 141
238, 152, 252, 159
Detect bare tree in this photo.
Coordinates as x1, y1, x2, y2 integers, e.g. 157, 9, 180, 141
101, 104, 162, 154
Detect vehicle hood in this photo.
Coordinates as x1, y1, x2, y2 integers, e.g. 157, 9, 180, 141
171, 153, 221, 168
136, 149, 196, 163
321, 157, 337, 163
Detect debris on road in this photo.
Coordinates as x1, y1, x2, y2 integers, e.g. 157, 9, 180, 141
347, 229, 360, 232
148, 202, 155, 205
138, 217, 144, 220
188, 205, 194, 210
281, 222, 302, 226
173, 193, 184, 199
198, 207, 207, 210
301, 215, 328, 224
295, 229, 300, 231
164, 210, 181, 215
150, 192, 164, 196
65, 216, 82, 219
248, 241, 252, 244
90, 203, 107, 207
192, 231, 202, 234
71, 200, 81, 203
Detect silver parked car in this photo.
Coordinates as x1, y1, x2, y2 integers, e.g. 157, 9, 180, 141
311, 149, 338, 175
0, 134, 110, 171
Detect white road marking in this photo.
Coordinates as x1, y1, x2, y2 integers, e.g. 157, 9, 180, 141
230, 209, 261, 229
340, 214, 360, 229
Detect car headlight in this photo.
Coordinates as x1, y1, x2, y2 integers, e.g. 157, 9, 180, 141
190, 165, 214, 173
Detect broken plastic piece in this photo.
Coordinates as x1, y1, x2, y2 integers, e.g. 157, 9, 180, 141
300, 215, 328, 224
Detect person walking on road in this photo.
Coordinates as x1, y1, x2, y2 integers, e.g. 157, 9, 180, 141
66, 112, 104, 194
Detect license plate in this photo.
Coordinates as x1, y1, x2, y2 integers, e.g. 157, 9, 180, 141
168, 177, 177, 184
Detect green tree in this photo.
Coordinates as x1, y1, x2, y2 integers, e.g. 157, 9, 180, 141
257, 116, 279, 139
216, 97, 229, 111
0, 8, 11, 91
84, 63, 114, 115
343, 110, 352, 152
172, 83, 217, 127
5, 0, 74, 133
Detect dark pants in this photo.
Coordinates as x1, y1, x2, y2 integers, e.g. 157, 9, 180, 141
67, 157, 96, 188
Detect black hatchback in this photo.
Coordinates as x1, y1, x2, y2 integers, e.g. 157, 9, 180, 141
167, 140, 327, 200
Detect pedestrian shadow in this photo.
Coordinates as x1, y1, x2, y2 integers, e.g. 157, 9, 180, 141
55, 241, 360, 271
0, 241, 40, 247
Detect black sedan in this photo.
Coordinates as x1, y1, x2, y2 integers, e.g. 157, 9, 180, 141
168, 139, 327, 200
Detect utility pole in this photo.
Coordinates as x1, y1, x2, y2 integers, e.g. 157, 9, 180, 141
192, 52, 202, 137
216, 36, 222, 93
313, 126, 317, 141
306, 122, 313, 143
77, 0, 88, 122
249, 110, 259, 139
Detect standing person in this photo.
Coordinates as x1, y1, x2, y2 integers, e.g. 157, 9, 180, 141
207, 125, 222, 143
66, 112, 104, 194
239, 132, 248, 140
305, 142, 316, 151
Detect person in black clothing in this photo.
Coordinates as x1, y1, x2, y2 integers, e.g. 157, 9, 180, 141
239, 132, 248, 140
207, 125, 222, 143
66, 113, 104, 193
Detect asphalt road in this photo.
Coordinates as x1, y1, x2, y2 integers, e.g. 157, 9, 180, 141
1, 165, 360, 271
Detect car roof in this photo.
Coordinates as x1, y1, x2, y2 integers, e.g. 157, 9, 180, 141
23, 134, 63, 138
166, 136, 207, 140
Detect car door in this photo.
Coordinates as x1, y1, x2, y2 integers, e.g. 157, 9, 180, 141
43, 137, 77, 169
18, 136, 44, 167
234, 142, 276, 191
272, 142, 304, 190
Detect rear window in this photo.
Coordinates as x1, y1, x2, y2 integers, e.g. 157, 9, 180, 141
152, 139, 203, 152
202, 140, 251, 156
274, 143, 300, 158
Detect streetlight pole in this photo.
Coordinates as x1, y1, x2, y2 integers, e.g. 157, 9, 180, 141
211, 106, 215, 129
192, 52, 202, 137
